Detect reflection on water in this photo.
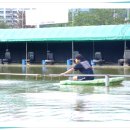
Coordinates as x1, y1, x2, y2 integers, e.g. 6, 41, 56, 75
0, 79, 130, 126
59, 85, 95, 94
22, 66, 26, 74
72, 94, 130, 122
0, 66, 130, 127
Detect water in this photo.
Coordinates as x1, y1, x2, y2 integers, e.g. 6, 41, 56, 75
0, 66, 130, 129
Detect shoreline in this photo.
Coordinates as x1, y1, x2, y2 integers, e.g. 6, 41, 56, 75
0, 63, 130, 69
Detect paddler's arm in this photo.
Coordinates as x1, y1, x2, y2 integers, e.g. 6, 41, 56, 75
60, 67, 74, 76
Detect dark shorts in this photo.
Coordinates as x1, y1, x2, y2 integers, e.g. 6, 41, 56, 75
77, 76, 94, 81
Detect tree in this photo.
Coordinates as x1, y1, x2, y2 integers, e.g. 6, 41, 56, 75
68, 9, 127, 26
0, 21, 10, 28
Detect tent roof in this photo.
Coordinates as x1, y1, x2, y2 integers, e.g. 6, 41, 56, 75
0, 24, 130, 42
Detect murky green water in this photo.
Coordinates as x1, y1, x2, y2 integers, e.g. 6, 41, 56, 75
0, 66, 130, 128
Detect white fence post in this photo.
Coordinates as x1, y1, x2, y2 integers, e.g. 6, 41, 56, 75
105, 75, 109, 87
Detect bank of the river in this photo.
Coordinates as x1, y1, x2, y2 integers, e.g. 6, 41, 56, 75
0, 63, 130, 69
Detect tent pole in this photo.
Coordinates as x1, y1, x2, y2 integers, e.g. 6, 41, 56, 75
72, 41, 74, 64
93, 41, 95, 59
124, 40, 127, 50
26, 42, 28, 66
124, 40, 127, 65
47, 42, 48, 59
47, 42, 48, 51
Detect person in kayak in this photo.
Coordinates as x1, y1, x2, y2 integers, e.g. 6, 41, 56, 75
60, 54, 94, 81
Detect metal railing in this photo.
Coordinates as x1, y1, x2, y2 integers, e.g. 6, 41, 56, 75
0, 73, 41, 80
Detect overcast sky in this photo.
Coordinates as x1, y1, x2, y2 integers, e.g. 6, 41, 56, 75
0, 0, 130, 8
0, 0, 129, 2
1, 0, 129, 24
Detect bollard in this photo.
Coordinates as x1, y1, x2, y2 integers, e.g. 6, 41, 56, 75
42, 60, 46, 65
91, 60, 95, 66
22, 59, 26, 65
67, 59, 72, 66
67, 59, 69, 65
105, 75, 109, 87
67, 59, 72, 70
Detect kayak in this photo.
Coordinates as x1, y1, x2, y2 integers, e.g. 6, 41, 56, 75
60, 77, 124, 86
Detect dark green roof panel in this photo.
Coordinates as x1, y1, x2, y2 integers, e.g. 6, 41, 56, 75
0, 24, 130, 42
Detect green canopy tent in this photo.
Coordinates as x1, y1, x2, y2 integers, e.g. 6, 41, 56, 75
0, 24, 130, 64
1, 25, 130, 42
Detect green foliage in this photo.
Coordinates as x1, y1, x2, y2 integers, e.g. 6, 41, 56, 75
40, 9, 128, 28
0, 21, 10, 28
68, 9, 128, 26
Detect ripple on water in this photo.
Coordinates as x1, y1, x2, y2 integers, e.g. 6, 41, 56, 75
0, 79, 130, 126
